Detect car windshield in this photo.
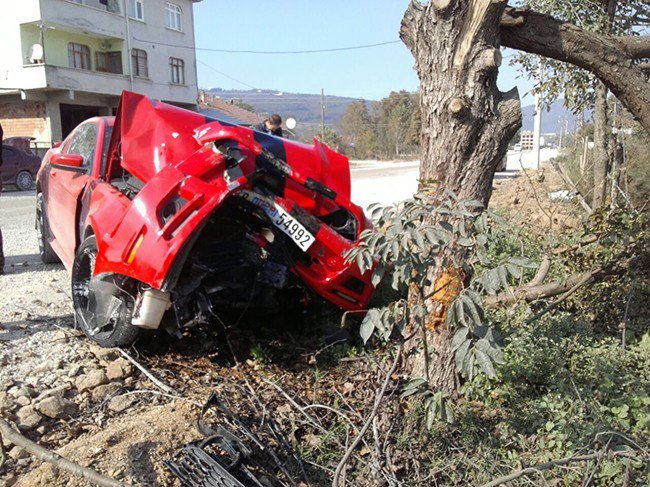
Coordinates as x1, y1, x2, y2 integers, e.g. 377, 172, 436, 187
100, 125, 114, 177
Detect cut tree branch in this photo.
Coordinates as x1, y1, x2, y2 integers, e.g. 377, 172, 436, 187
480, 448, 643, 487
0, 417, 124, 487
484, 266, 613, 308
500, 7, 650, 133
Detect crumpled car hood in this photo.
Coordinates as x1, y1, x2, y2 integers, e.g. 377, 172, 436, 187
106, 91, 351, 200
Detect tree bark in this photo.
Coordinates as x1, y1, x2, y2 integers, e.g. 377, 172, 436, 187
500, 8, 650, 134
400, 0, 521, 391
592, 81, 611, 207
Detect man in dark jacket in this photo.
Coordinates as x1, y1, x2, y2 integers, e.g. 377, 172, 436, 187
254, 114, 283, 137
0, 121, 4, 274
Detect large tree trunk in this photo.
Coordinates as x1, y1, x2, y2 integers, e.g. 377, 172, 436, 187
501, 9, 650, 134
400, 0, 521, 390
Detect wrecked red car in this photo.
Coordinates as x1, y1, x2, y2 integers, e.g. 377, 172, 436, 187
36, 91, 375, 347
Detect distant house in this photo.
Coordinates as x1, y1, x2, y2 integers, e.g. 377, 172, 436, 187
199, 92, 263, 127
519, 131, 534, 150
0, 0, 202, 143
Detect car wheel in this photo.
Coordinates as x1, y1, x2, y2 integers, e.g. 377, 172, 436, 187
71, 236, 141, 347
15, 171, 34, 191
36, 193, 61, 264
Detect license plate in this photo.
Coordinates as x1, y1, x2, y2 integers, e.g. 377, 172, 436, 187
267, 203, 315, 251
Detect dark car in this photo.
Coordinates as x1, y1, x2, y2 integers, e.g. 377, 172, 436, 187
1, 144, 41, 190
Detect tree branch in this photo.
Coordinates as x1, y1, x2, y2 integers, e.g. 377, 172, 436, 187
500, 7, 650, 133
480, 448, 642, 487
484, 266, 609, 307
0, 417, 124, 487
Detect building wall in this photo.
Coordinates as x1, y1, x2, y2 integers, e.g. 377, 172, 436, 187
0, 99, 48, 140
0, 0, 201, 142
128, 0, 199, 105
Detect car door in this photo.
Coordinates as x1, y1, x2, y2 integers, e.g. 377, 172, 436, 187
47, 122, 99, 266
1, 146, 18, 184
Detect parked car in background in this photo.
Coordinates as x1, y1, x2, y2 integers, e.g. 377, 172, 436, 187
4, 136, 35, 155
37, 91, 376, 348
1, 144, 41, 190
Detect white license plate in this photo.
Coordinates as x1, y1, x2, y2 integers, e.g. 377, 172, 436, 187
266, 203, 315, 251
264, 203, 316, 252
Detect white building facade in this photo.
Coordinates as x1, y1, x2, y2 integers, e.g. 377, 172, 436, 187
0, 0, 201, 142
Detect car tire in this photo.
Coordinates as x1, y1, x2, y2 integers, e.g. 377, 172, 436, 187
15, 171, 34, 191
72, 236, 141, 348
36, 193, 61, 264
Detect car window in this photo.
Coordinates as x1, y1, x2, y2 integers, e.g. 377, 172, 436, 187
66, 124, 99, 170
2, 146, 16, 160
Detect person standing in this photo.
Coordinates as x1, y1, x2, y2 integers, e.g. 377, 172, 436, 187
0, 121, 4, 274
254, 114, 284, 137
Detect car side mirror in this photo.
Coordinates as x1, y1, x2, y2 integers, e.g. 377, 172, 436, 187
51, 153, 84, 168
52, 141, 63, 149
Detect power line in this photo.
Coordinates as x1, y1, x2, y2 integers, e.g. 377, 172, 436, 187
197, 60, 258, 90
133, 37, 401, 54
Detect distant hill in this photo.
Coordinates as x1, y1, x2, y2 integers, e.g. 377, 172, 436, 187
206, 88, 589, 135
205, 88, 367, 128
521, 100, 591, 133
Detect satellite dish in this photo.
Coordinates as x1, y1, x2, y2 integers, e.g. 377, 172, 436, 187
285, 117, 297, 130
29, 44, 44, 64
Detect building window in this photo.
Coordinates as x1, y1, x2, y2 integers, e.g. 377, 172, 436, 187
165, 3, 182, 31
169, 57, 185, 84
96, 51, 123, 74
68, 43, 91, 70
73, 0, 120, 14
128, 0, 144, 20
131, 49, 148, 78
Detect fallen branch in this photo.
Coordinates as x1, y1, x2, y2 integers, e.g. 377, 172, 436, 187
524, 270, 595, 323
0, 417, 124, 487
332, 345, 402, 487
118, 348, 173, 394
484, 267, 604, 307
480, 448, 641, 487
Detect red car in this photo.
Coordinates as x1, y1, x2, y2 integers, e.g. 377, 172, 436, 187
37, 91, 375, 347
2, 144, 41, 191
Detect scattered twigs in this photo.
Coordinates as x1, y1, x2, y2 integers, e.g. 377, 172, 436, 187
0, 417, 125, 487
480, 448, 643, 487
550, 161, 593, 215
117, 348, 173, 394
332, 345, 403, 487
261, 378, 329, 436
116, 389, 203, 407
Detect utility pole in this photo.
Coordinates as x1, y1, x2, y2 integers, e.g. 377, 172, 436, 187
532, 92, 542, 170
320, 88, 325, 142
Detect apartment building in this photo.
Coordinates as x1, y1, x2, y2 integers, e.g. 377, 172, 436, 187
0, 0, 201, 143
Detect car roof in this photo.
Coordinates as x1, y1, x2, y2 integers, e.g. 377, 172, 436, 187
80, 116, 115, 127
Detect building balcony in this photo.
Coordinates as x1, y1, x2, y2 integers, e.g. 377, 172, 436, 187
39, 0, 126, 40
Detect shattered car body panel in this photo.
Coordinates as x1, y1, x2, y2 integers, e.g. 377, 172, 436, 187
38, 91, 375, 344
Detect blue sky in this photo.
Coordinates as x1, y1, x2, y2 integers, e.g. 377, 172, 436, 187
193, 0, 536, 104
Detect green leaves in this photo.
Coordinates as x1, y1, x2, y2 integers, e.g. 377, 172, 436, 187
401, 378, 455, 426
350, 190, 530, 389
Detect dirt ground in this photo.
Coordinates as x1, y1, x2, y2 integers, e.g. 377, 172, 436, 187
0, 162, 585, 486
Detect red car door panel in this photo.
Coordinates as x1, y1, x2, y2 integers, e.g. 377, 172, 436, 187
47, 123, 100, 268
